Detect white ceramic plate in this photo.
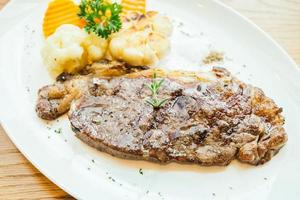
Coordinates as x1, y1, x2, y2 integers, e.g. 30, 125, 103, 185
1, 0, 300, 199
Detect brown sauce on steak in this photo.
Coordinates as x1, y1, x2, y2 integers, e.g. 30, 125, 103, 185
36, 67, 287, 166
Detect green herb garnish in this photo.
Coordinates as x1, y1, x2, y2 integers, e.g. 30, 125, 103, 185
145, 73, 168, 109
78, 0, 122, 39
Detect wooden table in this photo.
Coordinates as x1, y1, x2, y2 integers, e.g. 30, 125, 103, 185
1, 0, 300, 199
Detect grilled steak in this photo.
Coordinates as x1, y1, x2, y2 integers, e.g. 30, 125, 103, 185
36, 60, 149, 120
36, 67, 287, 166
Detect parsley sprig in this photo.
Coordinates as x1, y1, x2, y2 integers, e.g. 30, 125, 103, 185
78, 0, 122, 39
145, 73, 168, 109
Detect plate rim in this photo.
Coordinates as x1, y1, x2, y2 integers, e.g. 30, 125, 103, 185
0, 0, 299, 199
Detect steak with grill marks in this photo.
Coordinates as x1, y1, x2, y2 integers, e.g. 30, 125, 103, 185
36, 67, 287, 166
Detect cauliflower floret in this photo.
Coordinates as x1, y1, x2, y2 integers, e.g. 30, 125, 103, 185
83, 32, 108, 63
41, 24, 86, 76
42, 24, 108, 77
109, 11, 173, 66
151, 14, 173, 37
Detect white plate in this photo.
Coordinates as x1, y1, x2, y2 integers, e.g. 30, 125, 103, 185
1, 0, 300, 199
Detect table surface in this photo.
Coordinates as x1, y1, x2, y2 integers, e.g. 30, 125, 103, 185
1, 0, 300, 199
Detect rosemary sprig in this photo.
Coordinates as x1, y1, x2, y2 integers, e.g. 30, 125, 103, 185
145, 73, 168, 109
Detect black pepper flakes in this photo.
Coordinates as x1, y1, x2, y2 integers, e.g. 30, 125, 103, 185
180, 30, 191, 37
54, 128, 62, 134
26, 87, 30, 92
108, 176, 116, 182
178, 22, 184, 28
139, 168, 143, 175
